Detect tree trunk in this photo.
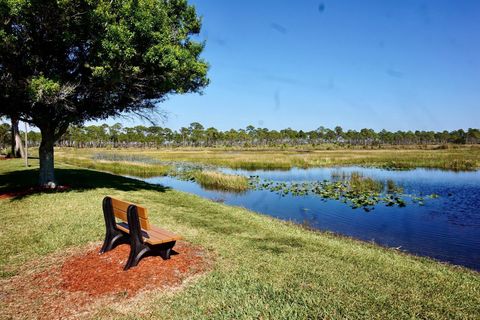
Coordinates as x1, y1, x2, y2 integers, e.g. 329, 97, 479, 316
39, 127, 55, 187
11, 116, 25, 158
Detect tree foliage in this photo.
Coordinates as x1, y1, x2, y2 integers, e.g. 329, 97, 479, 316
1, 0, 208, 125
0, 0, 208, 184
51, 123, 480, 148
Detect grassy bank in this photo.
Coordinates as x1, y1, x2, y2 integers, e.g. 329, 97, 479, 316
57, 152, 250, 192
1, 160, 479, 319
56, 146, 480, 171
58, 155, 171, 178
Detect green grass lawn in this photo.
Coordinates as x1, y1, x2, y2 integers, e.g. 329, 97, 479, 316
1, 159, 479, 319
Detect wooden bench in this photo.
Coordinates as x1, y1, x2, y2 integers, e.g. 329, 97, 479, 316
100, 196, 182, 270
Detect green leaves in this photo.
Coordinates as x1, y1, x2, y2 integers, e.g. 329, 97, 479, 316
1, 0, 209, 121
101, 23, 137, 60
27, 75, 61, 104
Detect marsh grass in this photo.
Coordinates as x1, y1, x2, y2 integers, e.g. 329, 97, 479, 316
387, 179, 404, 193
59, 152, 250, 192
1, 160, 479, 319
192, 170, 249, 192
56, 146, 480, 171
57, 156, 171, 178
331, 171, 386, 193
150, 146, 480, 171
348, 172, 384, 193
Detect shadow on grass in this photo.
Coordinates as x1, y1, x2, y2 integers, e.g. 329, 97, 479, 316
0, 168, 170, 200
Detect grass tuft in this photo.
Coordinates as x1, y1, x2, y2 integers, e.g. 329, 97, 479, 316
348, 172, 384, 193
192, 170, 249, 192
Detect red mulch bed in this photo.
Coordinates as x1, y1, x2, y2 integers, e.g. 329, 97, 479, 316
0, 185, 71, 200
61, 243, 206, 296
1, 242, 211, 319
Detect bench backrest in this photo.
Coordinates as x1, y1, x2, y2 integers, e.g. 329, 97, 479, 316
109, 197, 151, 230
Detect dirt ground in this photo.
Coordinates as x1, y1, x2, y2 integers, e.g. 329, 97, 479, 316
0, 185, 71, 200
1, 242, 211, 319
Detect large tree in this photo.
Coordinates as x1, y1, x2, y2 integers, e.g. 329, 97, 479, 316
0, 0, 208, 185
0, 61, 26, 158
0, 121, 10, 149
10, 116, 25, 158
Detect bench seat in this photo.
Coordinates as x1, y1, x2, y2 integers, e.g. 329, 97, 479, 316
117, 222, 182, 245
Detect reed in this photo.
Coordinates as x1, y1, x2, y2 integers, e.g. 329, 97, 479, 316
192, 170, 249, 192
348, 172, 384, 193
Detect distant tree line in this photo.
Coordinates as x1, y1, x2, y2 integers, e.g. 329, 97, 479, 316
43, 123, 480, 148
2, 122, 479, 150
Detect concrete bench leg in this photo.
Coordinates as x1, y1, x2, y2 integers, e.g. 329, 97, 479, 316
158, 241, 176, 260
100, 196, 128, 254
124, 205, 150, 270
124, 242, 151, 270
101, 229, 128, 254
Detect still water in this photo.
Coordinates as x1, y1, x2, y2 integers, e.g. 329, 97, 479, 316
143, 167, 480, 271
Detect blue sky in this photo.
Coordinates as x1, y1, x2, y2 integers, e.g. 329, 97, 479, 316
95, 0, 480, 131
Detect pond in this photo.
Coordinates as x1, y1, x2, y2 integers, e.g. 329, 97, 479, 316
142, 167, 480, 271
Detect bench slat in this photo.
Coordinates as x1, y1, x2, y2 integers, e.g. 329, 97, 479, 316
111, 197, 149, 219
112, 208, 150, 230
109, 197, 150, 230
116, 222, 181, 245
147, 230, 179, 243
149, 225, 181, 239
